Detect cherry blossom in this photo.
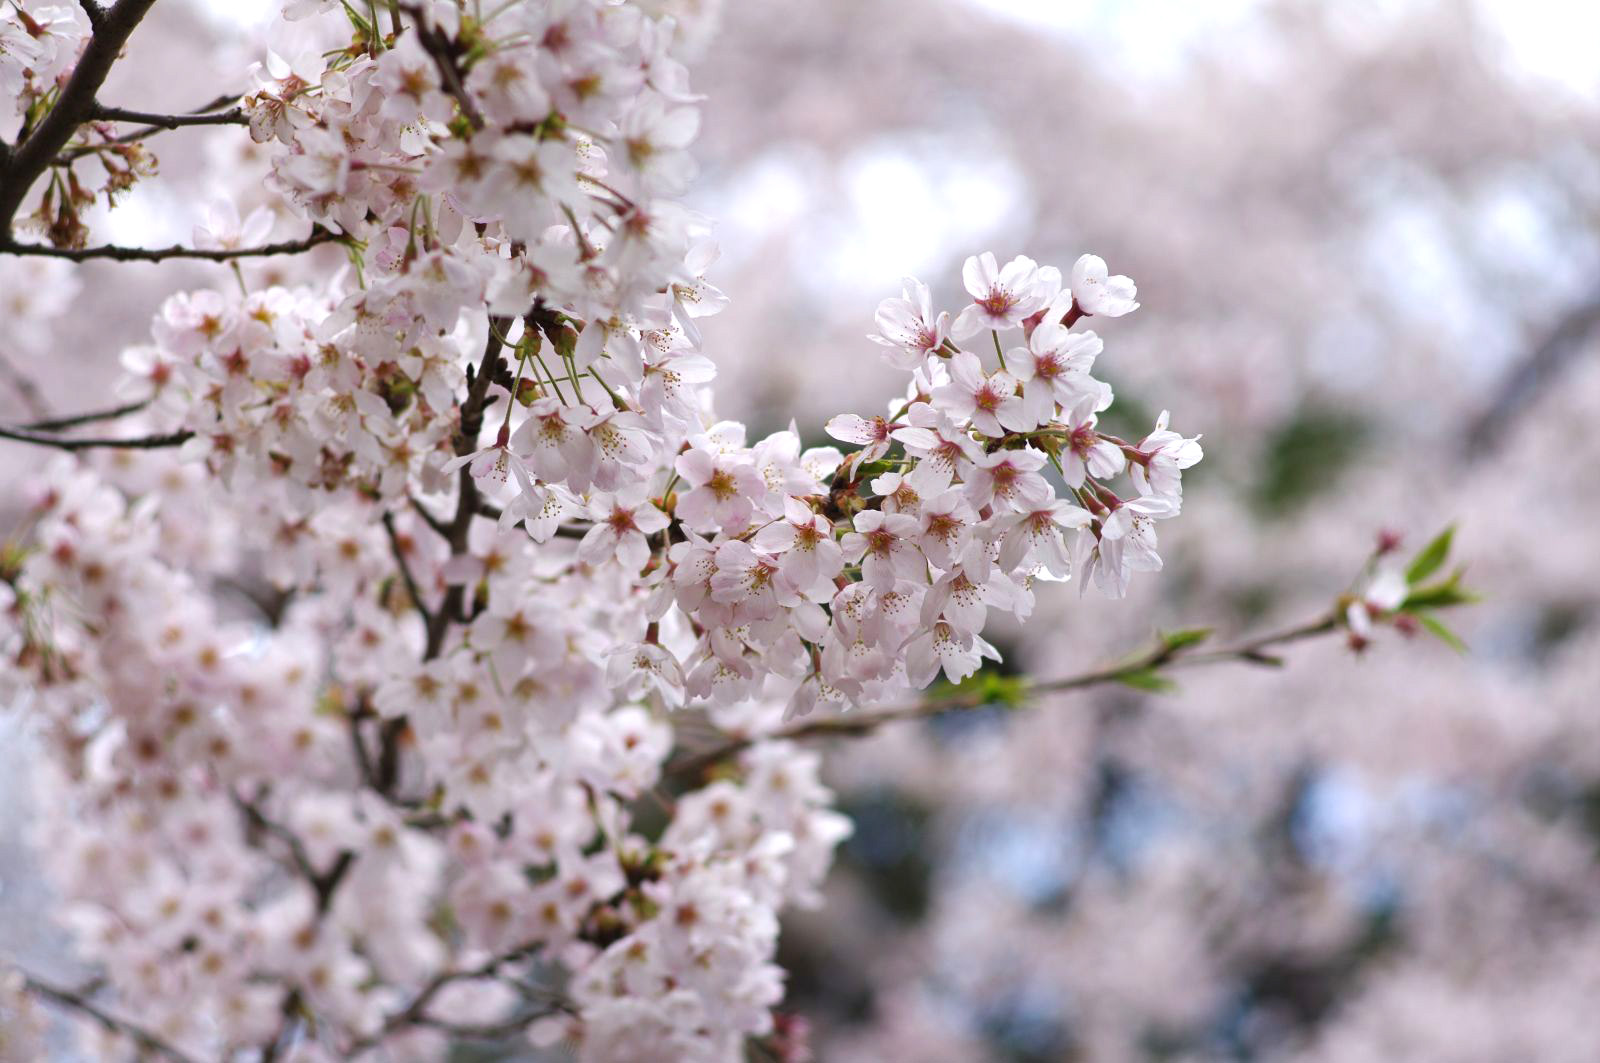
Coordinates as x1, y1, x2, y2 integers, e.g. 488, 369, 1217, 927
0, 1, 1218, 1058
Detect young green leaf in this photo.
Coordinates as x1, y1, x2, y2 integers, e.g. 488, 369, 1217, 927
1116, 668, 1178, 694
1405, 525, 1455, 585
1418, 613, 1468, 654
1160, 627, 1213, 652
1402, 568, 1480, 611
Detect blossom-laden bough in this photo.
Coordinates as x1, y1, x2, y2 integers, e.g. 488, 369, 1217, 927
0, 1, 1472, 1060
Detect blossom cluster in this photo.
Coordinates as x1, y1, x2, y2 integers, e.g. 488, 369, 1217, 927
0, 0, 1198, 1060
0, 3, 85, 135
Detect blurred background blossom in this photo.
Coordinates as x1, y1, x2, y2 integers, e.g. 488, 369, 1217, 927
4, 0, 1600, 1059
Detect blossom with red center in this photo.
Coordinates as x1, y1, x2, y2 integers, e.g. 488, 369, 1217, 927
951, 252, 1056, 339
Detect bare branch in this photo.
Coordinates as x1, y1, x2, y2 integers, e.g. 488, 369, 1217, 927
0, 350, 51, 420
400, 4, 483, 129
22, 973, 201, 1063
20, 397, 149, 431
346, 941, 559, 1054
76, 1, 106, 31
0, 424, 193, 450
383, 509, 435, 629
0, 227, 342, 263
90, 103, 247, 129
670, 613, 1342, 778
372, 323, 510, 800
232, 790, 355, 916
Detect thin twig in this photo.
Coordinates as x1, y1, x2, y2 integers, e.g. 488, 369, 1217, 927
231, 791, 355, 916
22, 973, 201, 1063
90, 103, 247, 129
345, 941, 554, 1053
0, 424, 192, 450
0, 350, 51, 420
400, 4, 483, 129
20, 397, 149, 431
383, 509, 434, 629
669, 612, 1341, 778
407, 493, 452, 538
0, 228, 341, 263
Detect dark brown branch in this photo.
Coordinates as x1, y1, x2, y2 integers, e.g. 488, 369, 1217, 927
0, 424, 192, 450
0, 0, 161, 238
0, 350, 51, 420
400, 5, 484, 129
0, 227, 341, 263
427, 322, 508, 657
260, 987, 304, 1063
76, 1, 106, 31
232, 791, 355, 916
345, 941, 553, 1054
20, 397, 149, 431
55, 97, 248, 160
90, 103, 246, 129
22, 973, 201, 1063
373, 322, 509, 798
670, 613, 1341, 778
408, 493, 452, 538
383, 509, 434, 629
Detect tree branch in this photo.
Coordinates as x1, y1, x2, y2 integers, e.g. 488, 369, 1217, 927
0, 349, 51, 421
90, 103, 246, 129
400, 4, 483, 130
19, 397, 149, 431
373, 321, 508, 797
232, 791, 355, 917
0, 0, 161, 238
345, 940, 555, 1054
383, 509, 434, 629
670, 612, 1342, 778
1464, 284, 1600, 461
22, 973, 201, 1063
76, 1, 106, 31
0, 424, 192, 450
0, 227, 341, 263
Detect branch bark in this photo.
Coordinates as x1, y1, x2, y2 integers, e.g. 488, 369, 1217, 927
19, 397, 149, 431
0, 424, 192, 450
371, 320, 510, 797
90, 103, 246, 129
0, 228, 340, 262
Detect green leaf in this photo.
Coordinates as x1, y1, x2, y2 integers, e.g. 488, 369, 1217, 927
1116, 668, 1178, 694
1405, 525, 1455, 585
928, 668, 1030, 709
1401, 569, 1480, 611
1160, 627, 1213, 652
1418, 613, 1468, 654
